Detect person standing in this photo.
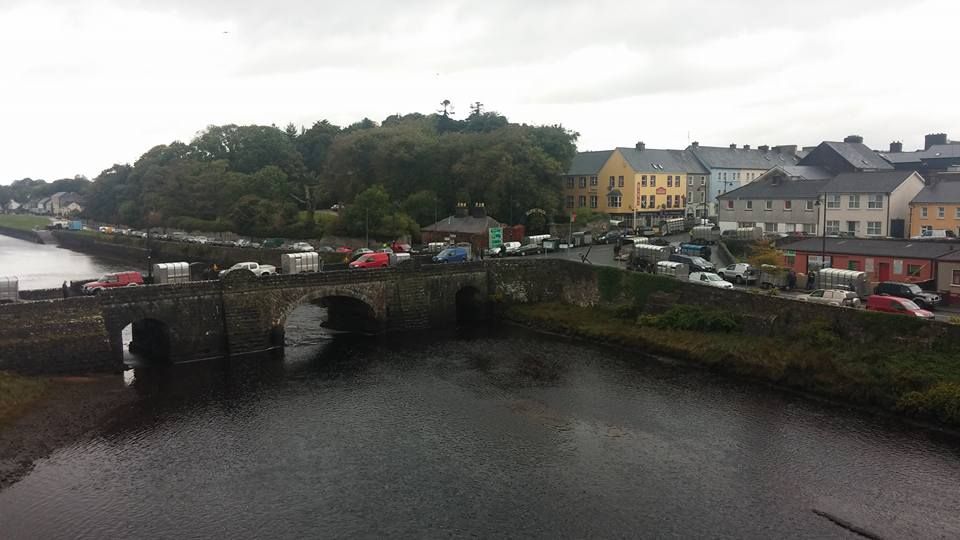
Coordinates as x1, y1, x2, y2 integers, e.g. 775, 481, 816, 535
62, 280, 70, 299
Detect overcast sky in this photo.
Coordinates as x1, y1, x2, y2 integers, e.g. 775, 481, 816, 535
2, 0, 958, 183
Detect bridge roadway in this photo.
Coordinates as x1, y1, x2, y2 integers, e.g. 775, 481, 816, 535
0, 259, 597, 374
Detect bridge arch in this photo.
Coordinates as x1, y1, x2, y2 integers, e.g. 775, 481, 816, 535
107, 316, 173, 366
455, 285, 489, 324
273, 287, 383, 346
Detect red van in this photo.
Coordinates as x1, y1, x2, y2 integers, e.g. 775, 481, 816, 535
349, 252, 392, 269
865, 295, 934, 319
83, 271, 144, 294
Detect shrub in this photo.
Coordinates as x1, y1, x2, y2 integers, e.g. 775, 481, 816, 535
639, 305, 740, 333
896, 383, 960, 425
794, 319, 842, 348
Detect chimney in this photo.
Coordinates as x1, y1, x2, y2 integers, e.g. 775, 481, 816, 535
729, 143, 737, 149
843, 135, 864, 144
743, 144, 751, 150
691, 141, 699, 147
636, 141, 645, 151
454, 201, 469, 218
925, 133, 948, 150
889, 141, 903, 153
758, 145, 770, 152
471, 202, 486, 219
774, 145, 798, 156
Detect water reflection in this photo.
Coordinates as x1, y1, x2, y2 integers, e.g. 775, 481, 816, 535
0, 233, 131, 289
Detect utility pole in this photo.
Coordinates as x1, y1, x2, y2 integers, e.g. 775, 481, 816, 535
821, 193, 828, 269
365, 207, 369, 248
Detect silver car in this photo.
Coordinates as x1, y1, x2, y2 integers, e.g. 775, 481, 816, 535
800, 289, 860, 307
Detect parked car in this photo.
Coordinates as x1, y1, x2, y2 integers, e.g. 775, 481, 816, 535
717, 263, 757, 285
349, 252, 393, 269
866, 295, 934, 319
219, 262, 276, 277
316, 245, 335, 253
290, 242, 315, 252
83, 271, 144, 294
689, 272, 733, 289
800, 289, 861, 307
512, 244, 543, 256
873, 282, 942, 310
335, 246, 352, 254
669, 253, 715, 273
433, 246, 470, 263
597, 230, 625, 244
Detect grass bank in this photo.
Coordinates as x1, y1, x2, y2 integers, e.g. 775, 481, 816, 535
0, 372, 49, 425
0, 214, 49, 232
505, 302, 960, 427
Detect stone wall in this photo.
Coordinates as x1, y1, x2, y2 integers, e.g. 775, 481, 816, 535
0, 297, 113, 374
0, 225, 41, 244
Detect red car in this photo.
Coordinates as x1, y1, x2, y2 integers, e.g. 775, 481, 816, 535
335, 246, 353, 254
83, 271, 144, 294
349, 252, 392, 269
865, 295, 934, 319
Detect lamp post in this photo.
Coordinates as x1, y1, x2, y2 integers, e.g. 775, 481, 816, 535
365, 206, 369, 249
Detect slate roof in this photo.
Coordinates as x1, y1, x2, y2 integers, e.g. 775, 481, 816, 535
820, 170, 917, 194
566, 150, 613, 176
785, 237, 960, 259
688, 145, 800, 170
779, 166, 832, 180
911, 179, 960, 204
718, 174, 829, 200
422, 214, 503, 234
800, 141, 893, 171
671, 150, 710, 175
880, 144, 960, 164
617, 147, 689, 173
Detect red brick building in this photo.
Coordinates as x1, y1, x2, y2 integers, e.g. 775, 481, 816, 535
782, 237, 959, 284
421, 203, 524, 251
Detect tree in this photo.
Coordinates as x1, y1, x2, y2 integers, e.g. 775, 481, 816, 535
339, 185, 392, 238
402, 190, 440, 226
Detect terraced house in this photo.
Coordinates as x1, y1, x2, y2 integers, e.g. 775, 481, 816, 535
562, 144, 708, 228
909, 179, 960, 237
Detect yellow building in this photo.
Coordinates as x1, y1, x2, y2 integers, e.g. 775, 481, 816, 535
908, 180, 960, 237
561, 144, 709, 228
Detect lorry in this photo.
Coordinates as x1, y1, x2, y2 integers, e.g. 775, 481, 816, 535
281, 252, 321, 274
219, 261, 277, 277
0, 276, 18, 304
69, 220, 83, 231
626, 244, 672, 272
152, 262, 190, 284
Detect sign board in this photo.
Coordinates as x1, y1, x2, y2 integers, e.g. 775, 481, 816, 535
488, 227, 503, 249
784, 250, 795, 256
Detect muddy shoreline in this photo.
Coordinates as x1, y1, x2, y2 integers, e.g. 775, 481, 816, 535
0, 375, 136, 490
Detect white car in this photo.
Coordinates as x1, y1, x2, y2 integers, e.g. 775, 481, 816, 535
800, 289, 860, 307
219, 261, 276, 277
689, 272, 734, 289
290, 242, 314, 252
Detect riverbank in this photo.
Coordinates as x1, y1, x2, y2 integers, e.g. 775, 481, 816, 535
0, 373, 133, 489
504, 302, 960, 427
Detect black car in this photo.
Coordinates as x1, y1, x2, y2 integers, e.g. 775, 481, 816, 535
512, 244, 543, 256
873, 282, 941, 309
598, 230, 625, 244
668, 253, 715, 273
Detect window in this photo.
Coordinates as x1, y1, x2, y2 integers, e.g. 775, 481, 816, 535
784, 200, 792, 211
738, 222, 756, 228
667, 175, 673, 187
764, 200, 772, 211
667, 195, 673, 207
867, 221, 881, 235
608, 195, 622, 208
726, 200, 734, 210
578, 195, 586, 207
921, 207, 928, 218
953, 269, 960, 286
846, 221, 859, 235
805, 200, 814, 211
650, 195, 656, 208
785, 223, 797, 232
868, 194, 883, 209
746, 200, 753, 211
826, 220, 840, 235
565, 196, 574, 208
827, 194, 840, 209
848, 194, 860, 209
698, 192, 704, 203
907, 264, 923, 277
688, 191, 693, 203
676, 196, 682, 208
609, 176, 615, 188
589, 195, 598, 208
848, 260, 859, 271
590, 176, 598, 187
688, 177, 693, 186
938, 207, 945, 219
956, 207, 960, 219
700, 176, 705, 186
764, 222, 777, 233
922, 225, 932, 233
618, 176, 624, 188
803, 223, 817, 234
641, 195, 647, 208
579, 176, 587, 188
641, 175, 647, 187
650, 175, 656, 187
566, 177, 574, 188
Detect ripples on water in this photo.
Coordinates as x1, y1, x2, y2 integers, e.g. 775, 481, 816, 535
2, 304, 960, 538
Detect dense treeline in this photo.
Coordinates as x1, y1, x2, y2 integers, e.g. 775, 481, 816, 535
9, 107, 577, 240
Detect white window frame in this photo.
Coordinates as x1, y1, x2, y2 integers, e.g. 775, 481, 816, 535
848, 194, 860, 209
825, 220, 840, 235
764, 200, 772, 211
784, 200, 792, 211
921, 207, 928, 218
867, 221, 881, 236
827, 194, 840, 209
805, 200, 814, 211
746, 200, 753, 211
868, 194, 883, 209
938, 207, 945, 219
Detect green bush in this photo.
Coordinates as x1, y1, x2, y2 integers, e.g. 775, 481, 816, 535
896, 383, 960, 425
794, 319, 842, 348
639, 305, 740, 333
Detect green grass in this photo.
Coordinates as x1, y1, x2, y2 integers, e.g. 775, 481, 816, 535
0, 214, 51, 231
505, 302, 960, 427
0, 372, 49, 425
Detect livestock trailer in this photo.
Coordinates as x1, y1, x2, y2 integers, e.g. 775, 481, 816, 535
281, 251, 321, 274
816, 268, 870, 298
0, 276, 18, 303
655, 261, 689, 279
690, 225, 721, 244
152, 262, 190, 284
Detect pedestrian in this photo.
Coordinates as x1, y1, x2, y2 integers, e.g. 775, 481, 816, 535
61, 280, 69, 299
807, 270, 816, 290
787, 269, 797, 290
479, 247, 484, 261
613, 242, 621, 261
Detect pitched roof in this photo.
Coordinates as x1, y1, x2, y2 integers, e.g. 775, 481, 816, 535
718, 171, 829, 200
800, 141, 893, 171
566, 150, 613, 176
671, 149, 710, 175
880, 144, 960, 165
820, 170, 917, 194
422, 214, 503, 234
688, 145, 800, 170
911, 179, 960, 204
616, 147, 708, 174
785, 237, 960, 259
779, 165, 832, 180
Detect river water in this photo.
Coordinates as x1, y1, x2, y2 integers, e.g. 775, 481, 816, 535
2, 242, 960, 538
0, 233, 130, 289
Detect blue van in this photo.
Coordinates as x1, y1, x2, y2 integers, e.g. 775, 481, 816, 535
432, 246, 469, 263
679, 243, 712, 259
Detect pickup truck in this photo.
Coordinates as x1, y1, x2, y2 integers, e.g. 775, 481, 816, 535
219, 261, 277, 277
